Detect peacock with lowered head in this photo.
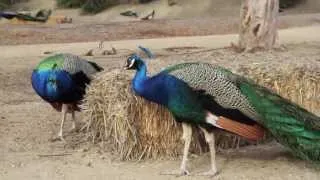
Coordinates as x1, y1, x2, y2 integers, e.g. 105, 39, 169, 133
31, 53, 103, 141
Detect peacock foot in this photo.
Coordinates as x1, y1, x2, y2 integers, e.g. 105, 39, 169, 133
50, 134, 66, 142
68, 126, 79, 133
195, 169, 219, 177
160, 168, 190, 176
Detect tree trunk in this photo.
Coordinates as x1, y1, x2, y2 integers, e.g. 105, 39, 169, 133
238, 0, 279, 52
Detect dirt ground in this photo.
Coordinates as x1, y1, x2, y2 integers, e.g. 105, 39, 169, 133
1, 0, 320, 179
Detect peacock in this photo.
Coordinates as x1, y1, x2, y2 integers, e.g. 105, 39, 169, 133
125, 54, 266, 176
0, 9, 52, 22
31, 53, 103, 141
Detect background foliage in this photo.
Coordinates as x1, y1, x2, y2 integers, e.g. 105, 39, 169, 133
0, 0, 305, 14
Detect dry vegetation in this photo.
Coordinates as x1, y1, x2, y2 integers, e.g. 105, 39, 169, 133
56, 0, 153, 14
0, 0, 26, 10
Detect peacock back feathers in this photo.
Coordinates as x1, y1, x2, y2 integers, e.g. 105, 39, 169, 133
35, 53, 103, 75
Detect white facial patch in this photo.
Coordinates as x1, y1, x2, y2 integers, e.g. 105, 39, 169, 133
128, 58, 135, 68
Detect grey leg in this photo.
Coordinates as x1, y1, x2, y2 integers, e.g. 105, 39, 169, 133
160, 123, 192, 176
70, 110, 77, 132
53, 104, 68, 142
197, 127, 218, 176
179, 123, 192, 175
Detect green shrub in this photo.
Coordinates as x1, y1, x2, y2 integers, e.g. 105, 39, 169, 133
81, 0, 118, 14
280, 0, 304, 9
55, 0, 119, 14
139, 0, 153, 3
0, 0, 9, 10
0, 3, 8, 11
56, 0, 86, 8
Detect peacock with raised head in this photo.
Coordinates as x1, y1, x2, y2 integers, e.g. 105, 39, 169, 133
31, 53, 103, 141
124, 54, 266, 176
124, 54, 320, 176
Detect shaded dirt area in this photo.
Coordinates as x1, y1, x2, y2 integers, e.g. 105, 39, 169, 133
1, 41, 320, 180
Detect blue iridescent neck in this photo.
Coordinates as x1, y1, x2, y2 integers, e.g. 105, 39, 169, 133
132, 60, 148, 93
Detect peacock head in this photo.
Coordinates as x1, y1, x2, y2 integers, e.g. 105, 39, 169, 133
124, 54, 145, 70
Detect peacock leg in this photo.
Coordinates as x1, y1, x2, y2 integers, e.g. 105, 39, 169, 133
160, 123, 192, 176
197, 127, 218, 176
69, 110, 77, 132
52, 104, 68, 142
179, 123, 192, 175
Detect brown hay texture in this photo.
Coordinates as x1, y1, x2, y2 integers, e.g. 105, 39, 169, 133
82, 63, 320, 161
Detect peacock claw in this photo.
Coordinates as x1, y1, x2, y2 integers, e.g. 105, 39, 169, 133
160, 169, 190, 176
195, 169, 219, 177
68, 126, 79, 133
50, 135, 66, 142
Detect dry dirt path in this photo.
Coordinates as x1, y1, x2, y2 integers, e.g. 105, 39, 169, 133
0, 12, 319, 45
1, 25, 320, 59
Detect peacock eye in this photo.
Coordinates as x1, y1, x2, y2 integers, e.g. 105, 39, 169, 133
128, 58, 135, 68
48, 78, 56, 83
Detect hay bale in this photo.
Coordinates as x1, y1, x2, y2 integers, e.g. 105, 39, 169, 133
83, 63, 320, 161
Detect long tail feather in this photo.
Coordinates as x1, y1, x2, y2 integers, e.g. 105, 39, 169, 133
239, 80, 320, 161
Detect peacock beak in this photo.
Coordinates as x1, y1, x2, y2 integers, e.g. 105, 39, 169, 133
123, 61, 128, 69
123, 63, 129, 70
